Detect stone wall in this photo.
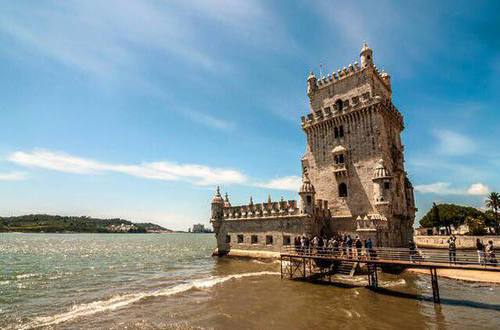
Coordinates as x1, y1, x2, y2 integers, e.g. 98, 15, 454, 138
223, 216, 308, 252
414, 235, 500, 249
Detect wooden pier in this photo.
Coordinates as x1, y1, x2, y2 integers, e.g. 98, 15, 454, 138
280, 246, 499, 304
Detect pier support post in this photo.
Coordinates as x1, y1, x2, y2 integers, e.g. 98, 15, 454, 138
367, 262, 378, 288
430, 267, 440, 304
280, 256, 283, 279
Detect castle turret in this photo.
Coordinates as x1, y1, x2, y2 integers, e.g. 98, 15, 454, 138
307, 71, 317, 97
360, 42, 373, 68
299, 173, 315, 215
372, 159, 392, 203
210, 186, 228, 256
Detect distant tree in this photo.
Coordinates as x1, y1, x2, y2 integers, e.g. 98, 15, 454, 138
485, 192, 499, 234
466, 216, 486, 235
419, 203, 483, 234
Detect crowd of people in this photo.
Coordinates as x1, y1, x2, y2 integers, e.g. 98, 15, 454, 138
289, 233, 497, 266
293, 234, 375, 259
445, 235, 496, 265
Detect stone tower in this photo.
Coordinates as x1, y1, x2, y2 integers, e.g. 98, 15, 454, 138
300, 43, 416, 247
210, 186, 229, 255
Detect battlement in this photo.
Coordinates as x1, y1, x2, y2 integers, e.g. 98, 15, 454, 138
300, 96, 403, 131
311, 64, 391, 93
223, 199, 300, 220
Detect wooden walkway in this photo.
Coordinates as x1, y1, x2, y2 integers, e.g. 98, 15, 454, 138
280, 246, 499, 304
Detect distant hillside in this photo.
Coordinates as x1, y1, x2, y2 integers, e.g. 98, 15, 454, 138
0, 214, 172, 233
135, 222, 173, 233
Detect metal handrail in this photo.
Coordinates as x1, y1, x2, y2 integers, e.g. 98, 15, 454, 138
280, 245, 498, 267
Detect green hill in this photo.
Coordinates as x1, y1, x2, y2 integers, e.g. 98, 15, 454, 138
0, 214, 170, 233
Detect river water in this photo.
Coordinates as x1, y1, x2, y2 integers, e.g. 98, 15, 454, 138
0, 233, 498, 329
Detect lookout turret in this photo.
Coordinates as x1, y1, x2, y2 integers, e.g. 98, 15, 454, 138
360, 42, 373, 68
210, 186, 228, 256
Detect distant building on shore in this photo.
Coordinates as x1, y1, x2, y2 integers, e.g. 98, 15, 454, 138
191, 224, 212, 233
210, 43, 416, 256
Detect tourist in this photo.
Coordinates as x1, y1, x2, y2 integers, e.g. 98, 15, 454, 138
333, 238, 340, 256
476, 238, 485, 264
485, 240, 497, 265
408, 240, 417, 262
294, 236, 301, 253
300, 236, 306, 254
340, 238, 346, 258
447, 235, 457, 264
365, 238, 374, 259
355, 236, 363, 259
346, 235, 353, 259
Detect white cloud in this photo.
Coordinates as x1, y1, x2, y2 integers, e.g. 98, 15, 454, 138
0, 171, 27, 181
414, 181, 489, 196
181, 109, 235, 131
254, 176, 301, 191
8, 149, 246, 186
433, 130, 476, 156
466, 183, 489, 195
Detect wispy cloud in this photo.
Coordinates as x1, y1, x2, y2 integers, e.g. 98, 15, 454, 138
414, 182, 489, 196
0, 0, 293, 77
181, 109, 235, 131
254, 176, 301, 191
0, 171, 28, 181
8, 149, 246, 186
433, 130, 476, 156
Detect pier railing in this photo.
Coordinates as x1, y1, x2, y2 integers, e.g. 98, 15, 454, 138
280, 245, 498, 268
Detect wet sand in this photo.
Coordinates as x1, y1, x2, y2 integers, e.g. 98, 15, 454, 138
406, 268, 500, 284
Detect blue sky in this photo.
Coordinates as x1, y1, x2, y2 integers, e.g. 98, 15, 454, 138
0, 0, 499, 230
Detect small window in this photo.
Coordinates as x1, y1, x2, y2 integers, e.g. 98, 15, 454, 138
334, 127, 339, 138
339, 125, 344, 137
335, 99, 343, 111
237, 234, 244, 243
283, 235, 291, 245
339, 183, 348, 197
266, 235, 273, 245
384, 182, 391, 190
306, 195, 312, 205
225, 235, 231, 243
338, 154, 344, 164
251, 235, 258, 244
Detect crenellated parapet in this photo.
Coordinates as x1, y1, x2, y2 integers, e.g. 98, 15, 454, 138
223, 198, 300, 220
301, 96, 404, 132
356, 213, 388, 231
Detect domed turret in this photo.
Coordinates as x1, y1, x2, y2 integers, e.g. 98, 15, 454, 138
300, 173, 315, 193
211, 186, 224, 204
373, 159, 391, 180
224, 192, 231, 208
299, 173, 315, 215
307, 71, 317, 96
360, 42, 373, 68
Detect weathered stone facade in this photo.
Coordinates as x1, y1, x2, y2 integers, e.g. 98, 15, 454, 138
211, 44, 416, 256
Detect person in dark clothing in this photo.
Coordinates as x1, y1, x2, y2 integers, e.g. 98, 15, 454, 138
365, 238, 374, 259
447, 235, 457, 264
294, 236, 300, 253
346, 235, 353, 259
476, 238, 485, 264
355, 236, 363, 259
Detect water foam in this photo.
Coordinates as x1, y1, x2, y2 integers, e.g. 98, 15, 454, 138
19, 271, 279, 330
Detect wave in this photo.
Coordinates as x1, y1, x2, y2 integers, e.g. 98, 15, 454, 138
15, 273, 40, 280
18, 271, 279, 330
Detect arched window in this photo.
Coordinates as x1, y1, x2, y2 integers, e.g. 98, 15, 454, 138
339, 125, 344, 137
338, 154, 344, 164
335, 99, 343, 111
338, 183, 348, 197
334, 127, 339, 138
